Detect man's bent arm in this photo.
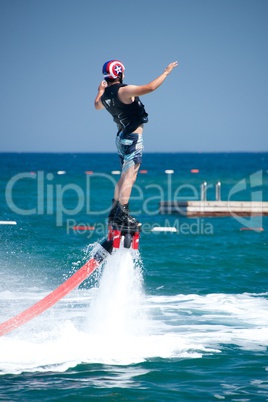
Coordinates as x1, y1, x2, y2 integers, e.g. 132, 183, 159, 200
94, 81, 107, 110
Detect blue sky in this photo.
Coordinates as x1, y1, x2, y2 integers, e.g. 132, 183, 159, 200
0, 0, 267, 152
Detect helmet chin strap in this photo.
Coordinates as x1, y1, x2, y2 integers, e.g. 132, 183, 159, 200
119, 72, 123, 84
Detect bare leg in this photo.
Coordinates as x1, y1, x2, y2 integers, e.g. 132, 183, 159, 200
114, 164, 140, 205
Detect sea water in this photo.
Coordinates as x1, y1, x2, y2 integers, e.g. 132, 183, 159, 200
0, 153, 267, 401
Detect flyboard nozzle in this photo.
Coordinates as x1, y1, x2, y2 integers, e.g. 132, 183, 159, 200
94, 239, 113, 263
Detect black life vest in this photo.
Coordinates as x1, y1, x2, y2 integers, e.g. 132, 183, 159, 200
101, 84, 148, 135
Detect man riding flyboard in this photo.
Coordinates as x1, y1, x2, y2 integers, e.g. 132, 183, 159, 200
94, 59, 178, 249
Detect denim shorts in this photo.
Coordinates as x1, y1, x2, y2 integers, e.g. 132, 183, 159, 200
115, 132, 143, 173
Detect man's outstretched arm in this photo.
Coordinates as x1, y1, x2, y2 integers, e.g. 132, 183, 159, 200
119, 61, 178, 103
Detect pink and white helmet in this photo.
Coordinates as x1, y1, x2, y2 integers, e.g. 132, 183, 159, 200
102, 60, 125, 79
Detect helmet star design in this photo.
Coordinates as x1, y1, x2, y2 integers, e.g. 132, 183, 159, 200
102, 60, 125, 79
115, 65, 122, 74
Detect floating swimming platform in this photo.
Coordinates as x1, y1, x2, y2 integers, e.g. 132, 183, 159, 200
159, 201, 268, 217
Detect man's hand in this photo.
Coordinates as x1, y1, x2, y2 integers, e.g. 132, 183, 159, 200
97, 80, 107, 93
164, 61, 178, 75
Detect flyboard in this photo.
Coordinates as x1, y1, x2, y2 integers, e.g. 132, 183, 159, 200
0, 223, 141, 337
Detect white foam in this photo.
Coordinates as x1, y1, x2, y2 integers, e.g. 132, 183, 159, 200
85, 248, 145, 337
0, 253, 268, 374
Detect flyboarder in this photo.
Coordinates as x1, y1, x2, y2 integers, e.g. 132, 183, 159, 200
94, 59, 178, 244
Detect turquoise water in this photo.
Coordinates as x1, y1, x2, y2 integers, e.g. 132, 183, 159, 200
0, 153, 268, 401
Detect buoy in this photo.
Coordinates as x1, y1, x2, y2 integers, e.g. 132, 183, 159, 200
165, 170, 174, 174
72, 226, 95, 231
85, 171, 94, 175
0, 221, 17, 225
191, 169, 199, 173
151, 227, 177, 232
240, 227, 264, 232
111, 170, 121, 175
140, 170, 148, 174
57, 171, 66, 175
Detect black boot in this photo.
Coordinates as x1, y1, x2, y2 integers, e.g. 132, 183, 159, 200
113, 202, 141, 229
108, 199, 119, 224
